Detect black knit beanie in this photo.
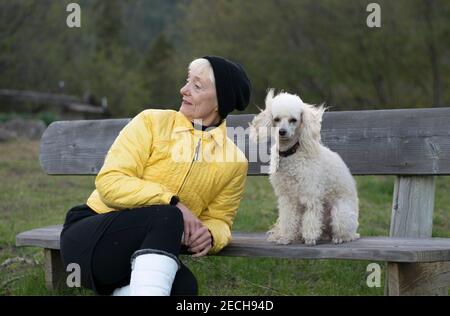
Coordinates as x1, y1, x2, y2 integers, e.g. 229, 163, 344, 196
203, 56, 251, 119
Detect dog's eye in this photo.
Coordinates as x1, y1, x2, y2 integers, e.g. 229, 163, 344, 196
289, 118, 297, 124
273, 117, 280, 123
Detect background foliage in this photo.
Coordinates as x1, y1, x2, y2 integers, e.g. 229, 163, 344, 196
1, 0, 449, 117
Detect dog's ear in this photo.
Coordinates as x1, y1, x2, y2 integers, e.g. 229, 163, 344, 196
308, 103, 326, 125
300, 103, 326, 150
249, 109, 272, 143
249, 88, 275, 143
265, 88, 275, 111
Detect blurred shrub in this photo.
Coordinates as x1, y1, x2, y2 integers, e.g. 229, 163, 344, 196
0, 111, 59, 126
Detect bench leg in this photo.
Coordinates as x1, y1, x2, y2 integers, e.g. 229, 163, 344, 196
44, 249, 66, 291
386, 262, 450, 295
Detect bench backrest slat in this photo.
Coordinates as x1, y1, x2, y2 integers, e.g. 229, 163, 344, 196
39, 107, 450, 175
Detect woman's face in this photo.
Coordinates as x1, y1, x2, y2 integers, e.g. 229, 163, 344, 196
179, 67, 220, 126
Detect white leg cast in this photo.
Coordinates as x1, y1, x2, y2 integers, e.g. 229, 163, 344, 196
112, 251, 179, 296
129, 252, 179, 296
112, 285, 130, 296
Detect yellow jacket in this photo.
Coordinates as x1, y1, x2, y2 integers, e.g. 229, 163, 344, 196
86, 109, 248, 253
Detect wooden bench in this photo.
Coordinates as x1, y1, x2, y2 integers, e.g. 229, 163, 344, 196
16, 107, 450, 295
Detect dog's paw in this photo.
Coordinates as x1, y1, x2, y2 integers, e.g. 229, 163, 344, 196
332, 238, 344, 244
302, 230, 319, 246
267, 234, 293, 245
332, 233, 360, 244
275, 237, 293, 245
266, 233, 278, 243
304, 238, 317, 246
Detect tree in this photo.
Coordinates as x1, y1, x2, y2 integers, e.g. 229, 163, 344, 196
415, 0, 450, 107
175, 0, 450, 111
141, 33, 178, 108
93, 0, 123, 57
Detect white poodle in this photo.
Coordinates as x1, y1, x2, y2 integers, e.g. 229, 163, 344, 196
250, 89, 360, 246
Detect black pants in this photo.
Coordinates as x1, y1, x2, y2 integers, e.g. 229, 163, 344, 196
60, 204, 198, 295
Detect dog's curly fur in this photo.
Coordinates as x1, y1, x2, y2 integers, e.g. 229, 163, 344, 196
250, 89, 360, 246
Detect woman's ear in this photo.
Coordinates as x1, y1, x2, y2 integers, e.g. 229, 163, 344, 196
249, 88, 275, 143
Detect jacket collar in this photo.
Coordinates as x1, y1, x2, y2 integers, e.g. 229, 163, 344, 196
175, 111, 227, 146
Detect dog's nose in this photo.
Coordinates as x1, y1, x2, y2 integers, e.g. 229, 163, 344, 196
279, 129, 286, 136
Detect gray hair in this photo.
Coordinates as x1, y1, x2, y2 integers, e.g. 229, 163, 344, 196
188, 58, 215, 86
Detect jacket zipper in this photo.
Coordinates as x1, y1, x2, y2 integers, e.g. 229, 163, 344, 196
176, 138, 201, 196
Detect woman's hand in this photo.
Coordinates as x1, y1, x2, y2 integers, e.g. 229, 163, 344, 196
188, 226, 212, 257
175, 202, 203, 246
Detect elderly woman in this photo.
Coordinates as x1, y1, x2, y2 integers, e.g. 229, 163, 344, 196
60, 56, 251, 296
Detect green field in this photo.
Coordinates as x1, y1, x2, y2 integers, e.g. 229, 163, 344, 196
1, 140, 449, 295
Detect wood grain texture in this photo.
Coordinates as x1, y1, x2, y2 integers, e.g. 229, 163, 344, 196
16, 226, 450, 263
16, 224, 62, 250
40, 107, 450, 175
390, 176, 435, 238
387, 262, 450, 296
386, 175, 449, 295
44, 248, 66, 291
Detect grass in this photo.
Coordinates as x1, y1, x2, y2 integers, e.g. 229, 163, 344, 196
0, 139, 449, 296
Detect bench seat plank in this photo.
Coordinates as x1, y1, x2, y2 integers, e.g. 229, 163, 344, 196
16, 225, 62, 250
16, 225, 450, 263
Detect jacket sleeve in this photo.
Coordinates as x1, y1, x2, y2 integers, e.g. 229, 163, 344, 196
199, 162, 248, 254
95, 111, 174, 210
